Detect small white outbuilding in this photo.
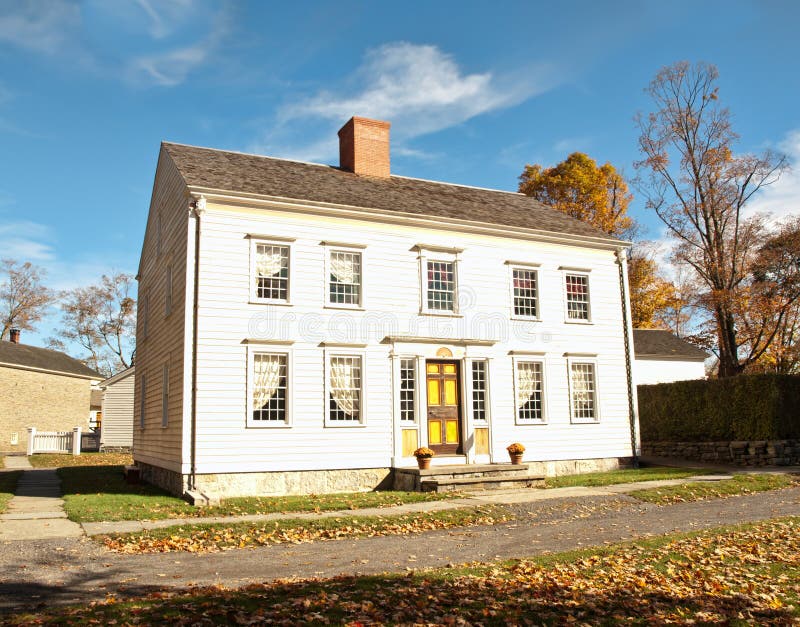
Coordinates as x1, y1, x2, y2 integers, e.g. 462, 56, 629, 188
99, 366, 135, 451
633, 329, 709, 385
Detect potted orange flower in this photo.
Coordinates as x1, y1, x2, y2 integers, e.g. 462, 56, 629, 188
413, 446, 435, 470
506, 442, 525, 465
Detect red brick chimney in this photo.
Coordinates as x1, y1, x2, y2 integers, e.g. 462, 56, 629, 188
9, 328, 20, 344
338, 117, 391, 178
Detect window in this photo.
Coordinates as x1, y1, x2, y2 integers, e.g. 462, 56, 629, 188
164, 265, 172, 316
253, 242, 290, 302
565, 273, 590, 321
471, 360, 489, 423
400, 358, 416, 422
250, 352, 289, 425
426, 260, 456, 312
512, 267, 539, 318
570, 362, 597, 422
329, 250, 362, 306
515, 360, 544, 423
161, 365, 169, 428
139, 374, 146, 428
328, 355, 363, 424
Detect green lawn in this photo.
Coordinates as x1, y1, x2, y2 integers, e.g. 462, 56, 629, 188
0, 470, 21, 513
544, 465, 709, 488
631, 473, 797, 504
12, 517, 800, 624
54, 462, 455, 523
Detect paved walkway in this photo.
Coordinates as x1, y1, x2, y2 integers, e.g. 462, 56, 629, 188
0, 457, 83, 541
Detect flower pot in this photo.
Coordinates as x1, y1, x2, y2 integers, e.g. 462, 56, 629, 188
509, 453, 523, 465
417, 456, 432, 470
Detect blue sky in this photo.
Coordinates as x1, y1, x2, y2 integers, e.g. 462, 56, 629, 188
1, 0, 799, 348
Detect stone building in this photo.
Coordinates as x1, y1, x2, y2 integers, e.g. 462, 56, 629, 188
0, 329, 102, 454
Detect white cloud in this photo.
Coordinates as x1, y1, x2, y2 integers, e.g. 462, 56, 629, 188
0, 221, 55, 262
744, 129, 800, 223
553, 136, 593, 154
0, 0, 80, 54
264, 42, 558, 162
128, 41, 209, 86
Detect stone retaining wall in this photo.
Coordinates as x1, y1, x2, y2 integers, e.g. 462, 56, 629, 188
642, 440, 800, 466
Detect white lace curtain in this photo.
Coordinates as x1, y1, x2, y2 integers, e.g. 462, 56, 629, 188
256, 247, 287, 277
330, 253, 357, 284
516, 363, 540, 408
330, 358, 358, 416
254, 354, 282, 407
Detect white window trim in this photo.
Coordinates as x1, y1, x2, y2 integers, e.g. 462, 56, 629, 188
161, 364, 169, 428
324, 244, 366, 310
246, 346, 293, 428
250, 238, 293, 305
397, 354, 419, 425
324, 349, 367, 427
418, 248, 461, 316
562, 269, 593, 324
512, 356, 548, 425
138, 373, 146, 429
467, 358, 491, 426
508, 264, 541, 322
567, 357, 600, 424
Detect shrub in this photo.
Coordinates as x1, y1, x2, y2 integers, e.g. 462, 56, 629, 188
638, 374, 800, 441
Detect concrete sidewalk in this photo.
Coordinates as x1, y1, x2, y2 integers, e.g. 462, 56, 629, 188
0, 457, 83, 541
78, 473, 732, 537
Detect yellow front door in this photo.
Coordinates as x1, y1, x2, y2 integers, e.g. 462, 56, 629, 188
426, 360, 461, 454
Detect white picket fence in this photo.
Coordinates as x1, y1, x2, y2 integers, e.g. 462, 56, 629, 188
27, 427, 83, 456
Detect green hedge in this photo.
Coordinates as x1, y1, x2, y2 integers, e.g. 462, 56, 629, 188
638, 374, 800, 441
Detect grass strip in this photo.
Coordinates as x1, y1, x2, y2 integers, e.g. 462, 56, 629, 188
544, 465, 708, 488
100, 505, 514, 553
12, 516, 800, 624
28, 452, 133, 468
630, 473, 797, 504
0, 470, 22, 513
57, 464, 456, 523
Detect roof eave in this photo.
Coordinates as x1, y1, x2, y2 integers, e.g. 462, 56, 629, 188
186, 185, 632, 252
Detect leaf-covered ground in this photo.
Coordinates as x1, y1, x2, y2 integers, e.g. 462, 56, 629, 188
102, 506, 513, 553
630, 473, 797, 504
10, 517, 800, 625
27, 452, 133, 468
544, 465, 707, 488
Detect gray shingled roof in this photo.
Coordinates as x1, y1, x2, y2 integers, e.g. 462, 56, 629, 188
162, 142, 623, 242
633, 329, 709, 361
0, 341, 102, 379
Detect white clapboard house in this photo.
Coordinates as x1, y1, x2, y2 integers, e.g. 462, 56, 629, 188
134, 116, 640, 498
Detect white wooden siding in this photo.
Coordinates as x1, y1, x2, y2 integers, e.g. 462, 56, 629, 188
133, 150, 189, 468
189, 203, 634, 474
100, 370, 134, 448
635, 358, 706, 385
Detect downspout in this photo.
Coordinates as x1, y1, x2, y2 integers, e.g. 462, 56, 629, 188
189, 195, 206, 491
615, 247, 639, 469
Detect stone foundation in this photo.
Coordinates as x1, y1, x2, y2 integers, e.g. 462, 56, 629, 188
642, 440, 800, 466
525, 456, 633, 477
100, 445, 132, 453
136, 462, 393, 497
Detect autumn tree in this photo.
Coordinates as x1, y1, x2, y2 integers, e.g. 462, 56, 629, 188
53, 273, 136, 377
0, 258, 54, 341
635, 61, 787, 377
519, 152, 635, 237
626, 246, 678, 329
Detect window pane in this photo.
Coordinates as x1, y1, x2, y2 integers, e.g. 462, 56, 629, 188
329, 251, 362, 305
427, 260, 455, 311
513, 268, 538, 317
565, 274, 589, 320
329, 355, 362, 421
400, 358, 416, 422
255, 244, 289, 301
516, 361, 543, 422
252, 353, 288, 423
571, 362, 596, 420
471, 361, 487, 423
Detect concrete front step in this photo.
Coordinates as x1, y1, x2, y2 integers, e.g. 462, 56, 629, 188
420, 474, 544, 493
394, 463, 544, 492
